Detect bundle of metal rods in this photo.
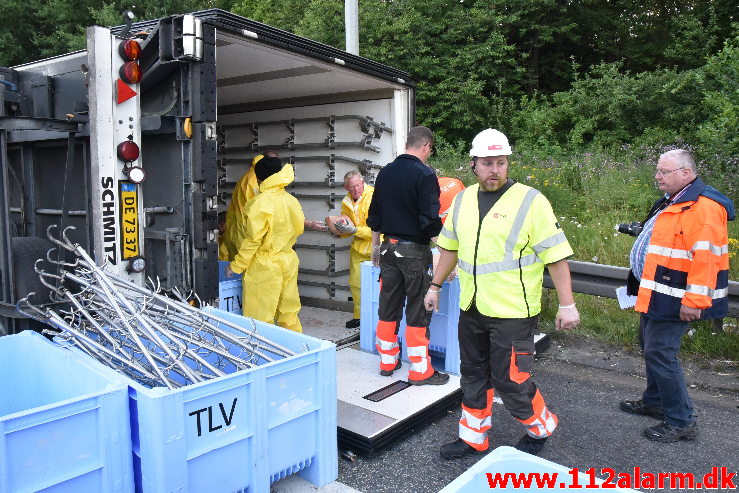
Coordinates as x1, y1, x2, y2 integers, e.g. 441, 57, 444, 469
17, 225, 296, 389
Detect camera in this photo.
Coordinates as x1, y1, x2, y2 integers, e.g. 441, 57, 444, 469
617, 221, 643, 237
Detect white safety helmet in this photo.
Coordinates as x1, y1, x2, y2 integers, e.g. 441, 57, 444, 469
469, 128, 512, 157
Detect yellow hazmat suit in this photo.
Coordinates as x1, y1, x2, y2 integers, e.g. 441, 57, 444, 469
340, 184, 374, 319
229, 164, 305, 332
223, 155, 263, 261
218, 234, 229, 261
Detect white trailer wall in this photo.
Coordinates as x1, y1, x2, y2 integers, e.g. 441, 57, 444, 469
218, 97, 403, 309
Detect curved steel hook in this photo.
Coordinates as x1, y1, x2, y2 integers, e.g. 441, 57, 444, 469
46, 224, 76, 252
34, 259, 66, 296
61, 226, 78, 250
46, 247, 80, 268
15, 294, 49, 321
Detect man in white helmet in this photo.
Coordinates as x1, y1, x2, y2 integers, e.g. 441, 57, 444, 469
425, 128, 580, 458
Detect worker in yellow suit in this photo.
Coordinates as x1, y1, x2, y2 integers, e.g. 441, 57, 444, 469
223, 151, 326, 261
217, 211, 229, 261
224, 151, 287, 260
223, 153, 266, 260
226, 156, 305, 332
335, 170, 375, 329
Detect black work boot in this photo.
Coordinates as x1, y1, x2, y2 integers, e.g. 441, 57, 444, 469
408, 370, 450, 386
620, 399, 665, 420
345, 318, 360, 329
379, 360, 402, 376
515, 435, 549, 456
440, 439, 486, 460
644, 421, 698, 443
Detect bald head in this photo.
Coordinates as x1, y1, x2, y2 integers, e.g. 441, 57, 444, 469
656, 149, 697, 196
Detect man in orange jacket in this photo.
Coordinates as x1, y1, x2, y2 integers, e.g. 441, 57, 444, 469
437, 176, 465, 224
620, 149, 735, 442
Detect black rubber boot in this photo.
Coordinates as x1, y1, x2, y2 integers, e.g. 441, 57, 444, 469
515, 435, 548, 455
408, 370, 450, 386
379, 360, 402, 376
440, 439, 486, 460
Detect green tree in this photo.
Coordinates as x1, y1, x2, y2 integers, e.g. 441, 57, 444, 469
0, 0, 45, 66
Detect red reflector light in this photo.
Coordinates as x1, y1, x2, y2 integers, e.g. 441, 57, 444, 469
119, 39, 142, 61
120, 62, 142, 84
117, 141, 140, 162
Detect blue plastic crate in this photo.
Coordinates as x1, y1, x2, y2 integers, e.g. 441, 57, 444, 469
359, 261, 461, 374
73, 307, 337, 493
0, 331, 133, 493
440, 446, 638, 492
219, 279, 243, 315
219, 261, 243, 315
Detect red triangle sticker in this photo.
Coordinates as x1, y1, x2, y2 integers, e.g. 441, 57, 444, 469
116, 79, 137, 104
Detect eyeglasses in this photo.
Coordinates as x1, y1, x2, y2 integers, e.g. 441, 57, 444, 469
655, 167, 685, 177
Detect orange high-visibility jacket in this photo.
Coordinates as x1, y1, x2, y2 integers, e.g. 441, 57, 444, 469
635, 178, 734, 321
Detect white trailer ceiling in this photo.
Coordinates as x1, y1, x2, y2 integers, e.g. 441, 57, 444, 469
215, 31, 406, 108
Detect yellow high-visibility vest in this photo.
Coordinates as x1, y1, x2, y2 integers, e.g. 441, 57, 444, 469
436, 182, 573, 318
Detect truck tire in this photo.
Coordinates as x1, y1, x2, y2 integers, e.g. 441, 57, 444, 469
11, 236, 55, 305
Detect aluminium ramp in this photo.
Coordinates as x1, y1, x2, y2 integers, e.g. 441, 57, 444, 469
336, 347, 462, 455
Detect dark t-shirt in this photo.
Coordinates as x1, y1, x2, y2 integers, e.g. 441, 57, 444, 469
367, 154, 442, 244
478, 179, 514, 222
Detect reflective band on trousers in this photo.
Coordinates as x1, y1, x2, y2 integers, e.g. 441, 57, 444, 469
523, 406, 557, 438
376, 338, 398, 351
379, 352, 397, 365
461, 407, 491, 430
459, 423, 487, 444
641, 279, 728, 299
407, 345, 428, 373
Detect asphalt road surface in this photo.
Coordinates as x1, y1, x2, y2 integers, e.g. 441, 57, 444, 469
335, 336, 738, 493
274, 308, 738, 492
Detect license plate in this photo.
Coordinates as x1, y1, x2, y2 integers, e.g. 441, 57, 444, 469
119, 182, 140, 259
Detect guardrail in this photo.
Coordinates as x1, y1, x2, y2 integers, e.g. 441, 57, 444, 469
543, 260, 739, 330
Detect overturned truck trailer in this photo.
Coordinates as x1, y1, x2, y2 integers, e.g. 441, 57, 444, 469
0, 9, 415, 334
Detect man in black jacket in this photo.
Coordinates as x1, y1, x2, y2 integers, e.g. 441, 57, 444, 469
367, 126, 449, 385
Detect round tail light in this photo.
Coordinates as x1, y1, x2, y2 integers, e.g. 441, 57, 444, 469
118, 140, 140, 162
119, 39, 142, 61
120, 62, 142, 84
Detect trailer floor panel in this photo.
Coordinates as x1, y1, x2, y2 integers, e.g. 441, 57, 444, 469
336, 347, 462, 455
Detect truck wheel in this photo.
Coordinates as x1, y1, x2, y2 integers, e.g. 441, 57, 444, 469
11, 236, 55, 305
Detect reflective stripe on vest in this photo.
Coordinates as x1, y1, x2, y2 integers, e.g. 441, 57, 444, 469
503, 188, 540, 258
640, 279, 728, 299
459, 253, 540, 276
456, 188, 543, 276
461, 407, 491, 430
692, 241, 728, 256
647, 244, 692, 260
440, 188, 468, 243
533, 231, 568, 254
687, 284, 728, 298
